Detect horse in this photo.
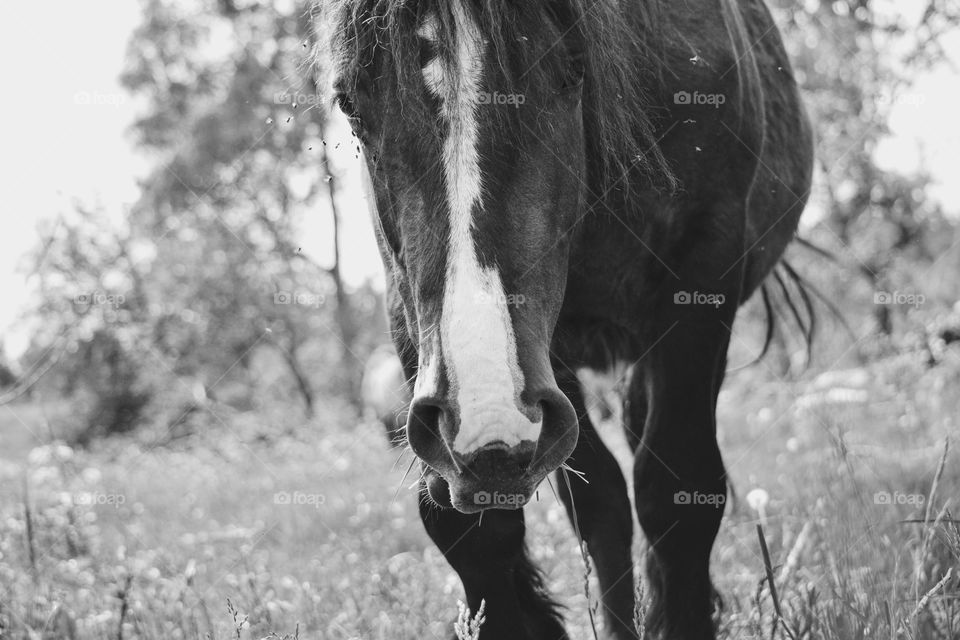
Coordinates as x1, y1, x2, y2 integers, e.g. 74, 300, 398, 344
317, 0, 814, 637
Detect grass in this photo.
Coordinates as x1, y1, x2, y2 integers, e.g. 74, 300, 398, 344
1, 343, 958, 639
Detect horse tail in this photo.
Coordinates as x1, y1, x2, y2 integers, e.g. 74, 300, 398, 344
758, 261, 815, 363
756, 237, 853, 366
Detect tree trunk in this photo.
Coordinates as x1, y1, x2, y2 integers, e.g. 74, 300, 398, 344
321, 132, 361, 406
280, 343, 315, 418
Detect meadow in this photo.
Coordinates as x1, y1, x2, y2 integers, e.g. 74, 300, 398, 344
1, 329, 958, 640
2, 0, 957, 637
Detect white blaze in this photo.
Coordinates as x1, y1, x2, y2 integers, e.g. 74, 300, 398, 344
420, 6, 541, 455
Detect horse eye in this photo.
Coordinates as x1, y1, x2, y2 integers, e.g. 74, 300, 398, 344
334, 92, 366, 141
562, 67, 584, 92
563, 53, 585, 90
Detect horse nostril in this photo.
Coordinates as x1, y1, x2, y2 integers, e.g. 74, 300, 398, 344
532, 387, 574, 429
406, 396, 451, 470
527, 386, 579, 470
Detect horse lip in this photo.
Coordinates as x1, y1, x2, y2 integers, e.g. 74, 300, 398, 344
417, 448, 464, 480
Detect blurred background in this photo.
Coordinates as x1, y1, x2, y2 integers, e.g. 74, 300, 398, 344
1, 1, 959, 638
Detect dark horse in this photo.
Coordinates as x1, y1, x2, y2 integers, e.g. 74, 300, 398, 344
319, 0, 813, 637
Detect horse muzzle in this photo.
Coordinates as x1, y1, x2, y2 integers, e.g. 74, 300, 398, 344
408, 383, 578, 513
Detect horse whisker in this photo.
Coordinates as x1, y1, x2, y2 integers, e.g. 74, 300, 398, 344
393, 455, 419, 505
390, 448, 408, 472
561, 462, 589, 484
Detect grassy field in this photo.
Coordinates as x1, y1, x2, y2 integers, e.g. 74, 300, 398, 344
1, 344, 959, 639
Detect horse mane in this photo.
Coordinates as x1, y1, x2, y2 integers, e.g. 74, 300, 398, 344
316, 0, 680, 197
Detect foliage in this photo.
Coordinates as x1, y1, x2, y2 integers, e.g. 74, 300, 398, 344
764, 0, 960, 353
14, 2, 960, 433
22, 0, 386, 441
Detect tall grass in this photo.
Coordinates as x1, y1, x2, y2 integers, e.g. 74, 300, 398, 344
0, 345, 957, 639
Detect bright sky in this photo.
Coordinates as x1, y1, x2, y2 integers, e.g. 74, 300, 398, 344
0, 1, 957, 359
0, 2, 146, 357
0, 1, 381, 359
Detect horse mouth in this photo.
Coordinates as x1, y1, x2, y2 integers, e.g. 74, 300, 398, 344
423, 466, 455, 508
421, 446, 554, 514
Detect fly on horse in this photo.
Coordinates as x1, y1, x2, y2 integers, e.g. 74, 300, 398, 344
318, 0, 813, 637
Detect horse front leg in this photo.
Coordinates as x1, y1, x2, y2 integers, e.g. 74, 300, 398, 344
419, 478, 568, 640
630, 309, 732, 640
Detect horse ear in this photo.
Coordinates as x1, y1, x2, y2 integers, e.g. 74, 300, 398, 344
544, 0, 586, 81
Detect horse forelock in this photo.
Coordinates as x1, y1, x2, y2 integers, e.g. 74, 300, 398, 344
317, 0, 680, 196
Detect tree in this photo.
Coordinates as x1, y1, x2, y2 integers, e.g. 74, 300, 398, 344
120, 0, 367, 411
770, 0, 960, 340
